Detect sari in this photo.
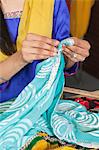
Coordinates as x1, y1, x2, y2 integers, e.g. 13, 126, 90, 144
0, 0, 99, 149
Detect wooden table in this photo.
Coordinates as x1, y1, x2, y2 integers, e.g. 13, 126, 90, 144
63, 87, 99, 112
63, 87, 99, 100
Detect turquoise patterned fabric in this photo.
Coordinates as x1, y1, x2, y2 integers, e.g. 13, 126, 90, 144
0, 39, 99, 150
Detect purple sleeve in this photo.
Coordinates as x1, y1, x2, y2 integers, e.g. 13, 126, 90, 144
52, 0, 78, 76
64, 62, 79, 77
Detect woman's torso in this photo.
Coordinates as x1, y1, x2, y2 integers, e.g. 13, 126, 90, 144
0, 0, 70, 102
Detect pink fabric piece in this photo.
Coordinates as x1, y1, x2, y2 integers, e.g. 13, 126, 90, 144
1, 0, 25, 14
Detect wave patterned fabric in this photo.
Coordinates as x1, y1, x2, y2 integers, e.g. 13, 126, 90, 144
0, 39, 99, 150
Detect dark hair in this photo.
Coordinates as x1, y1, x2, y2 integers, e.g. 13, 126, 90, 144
0, 7, 16, 56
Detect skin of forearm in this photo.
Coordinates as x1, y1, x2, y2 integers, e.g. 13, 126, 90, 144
64, 55, 75, 69
66, 60, 75, 69
0, 51, 28, 84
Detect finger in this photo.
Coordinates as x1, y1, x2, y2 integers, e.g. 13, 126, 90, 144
26, 54, 52, 62
26, 33, 59, 46
71, 37, 91, 49
63, 46, 89, 57
63, 51, 78, 63
22, 40, 58, 53
22, 47, 57, 57
63, 50, 85, 62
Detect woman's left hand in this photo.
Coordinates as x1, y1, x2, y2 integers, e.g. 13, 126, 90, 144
63, 37, 91, 68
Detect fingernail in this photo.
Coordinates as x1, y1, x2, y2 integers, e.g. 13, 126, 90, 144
62, 45, 66, 50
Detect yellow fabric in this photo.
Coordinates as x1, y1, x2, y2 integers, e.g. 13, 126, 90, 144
54, 146, 76, 150
31, 139, 76, 150
0, 0, 54, 61
70, 0, 95, 38
31, 140, 50, 150
17, 0, 54, 51
0, 51, 8, 62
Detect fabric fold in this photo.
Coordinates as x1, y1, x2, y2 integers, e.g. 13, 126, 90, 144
0, 0, 99, 149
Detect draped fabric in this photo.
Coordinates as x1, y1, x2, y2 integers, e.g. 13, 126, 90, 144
0, 0, 99, 149
70, 0, 95, 38
0, 38, 99, 149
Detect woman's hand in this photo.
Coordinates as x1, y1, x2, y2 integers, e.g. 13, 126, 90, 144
21, 33, 59, 63
62, 37, 91, 68
0, 34, 59, 83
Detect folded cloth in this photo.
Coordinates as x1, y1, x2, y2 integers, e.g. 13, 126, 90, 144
0, 0, 99, 149
0, 39, 99, 149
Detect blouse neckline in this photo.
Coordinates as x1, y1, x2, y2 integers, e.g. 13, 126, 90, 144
1, 0, 24, 18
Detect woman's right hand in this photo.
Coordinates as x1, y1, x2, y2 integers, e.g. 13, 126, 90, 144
21, 33, 59, 63
0, 33, 59, 83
